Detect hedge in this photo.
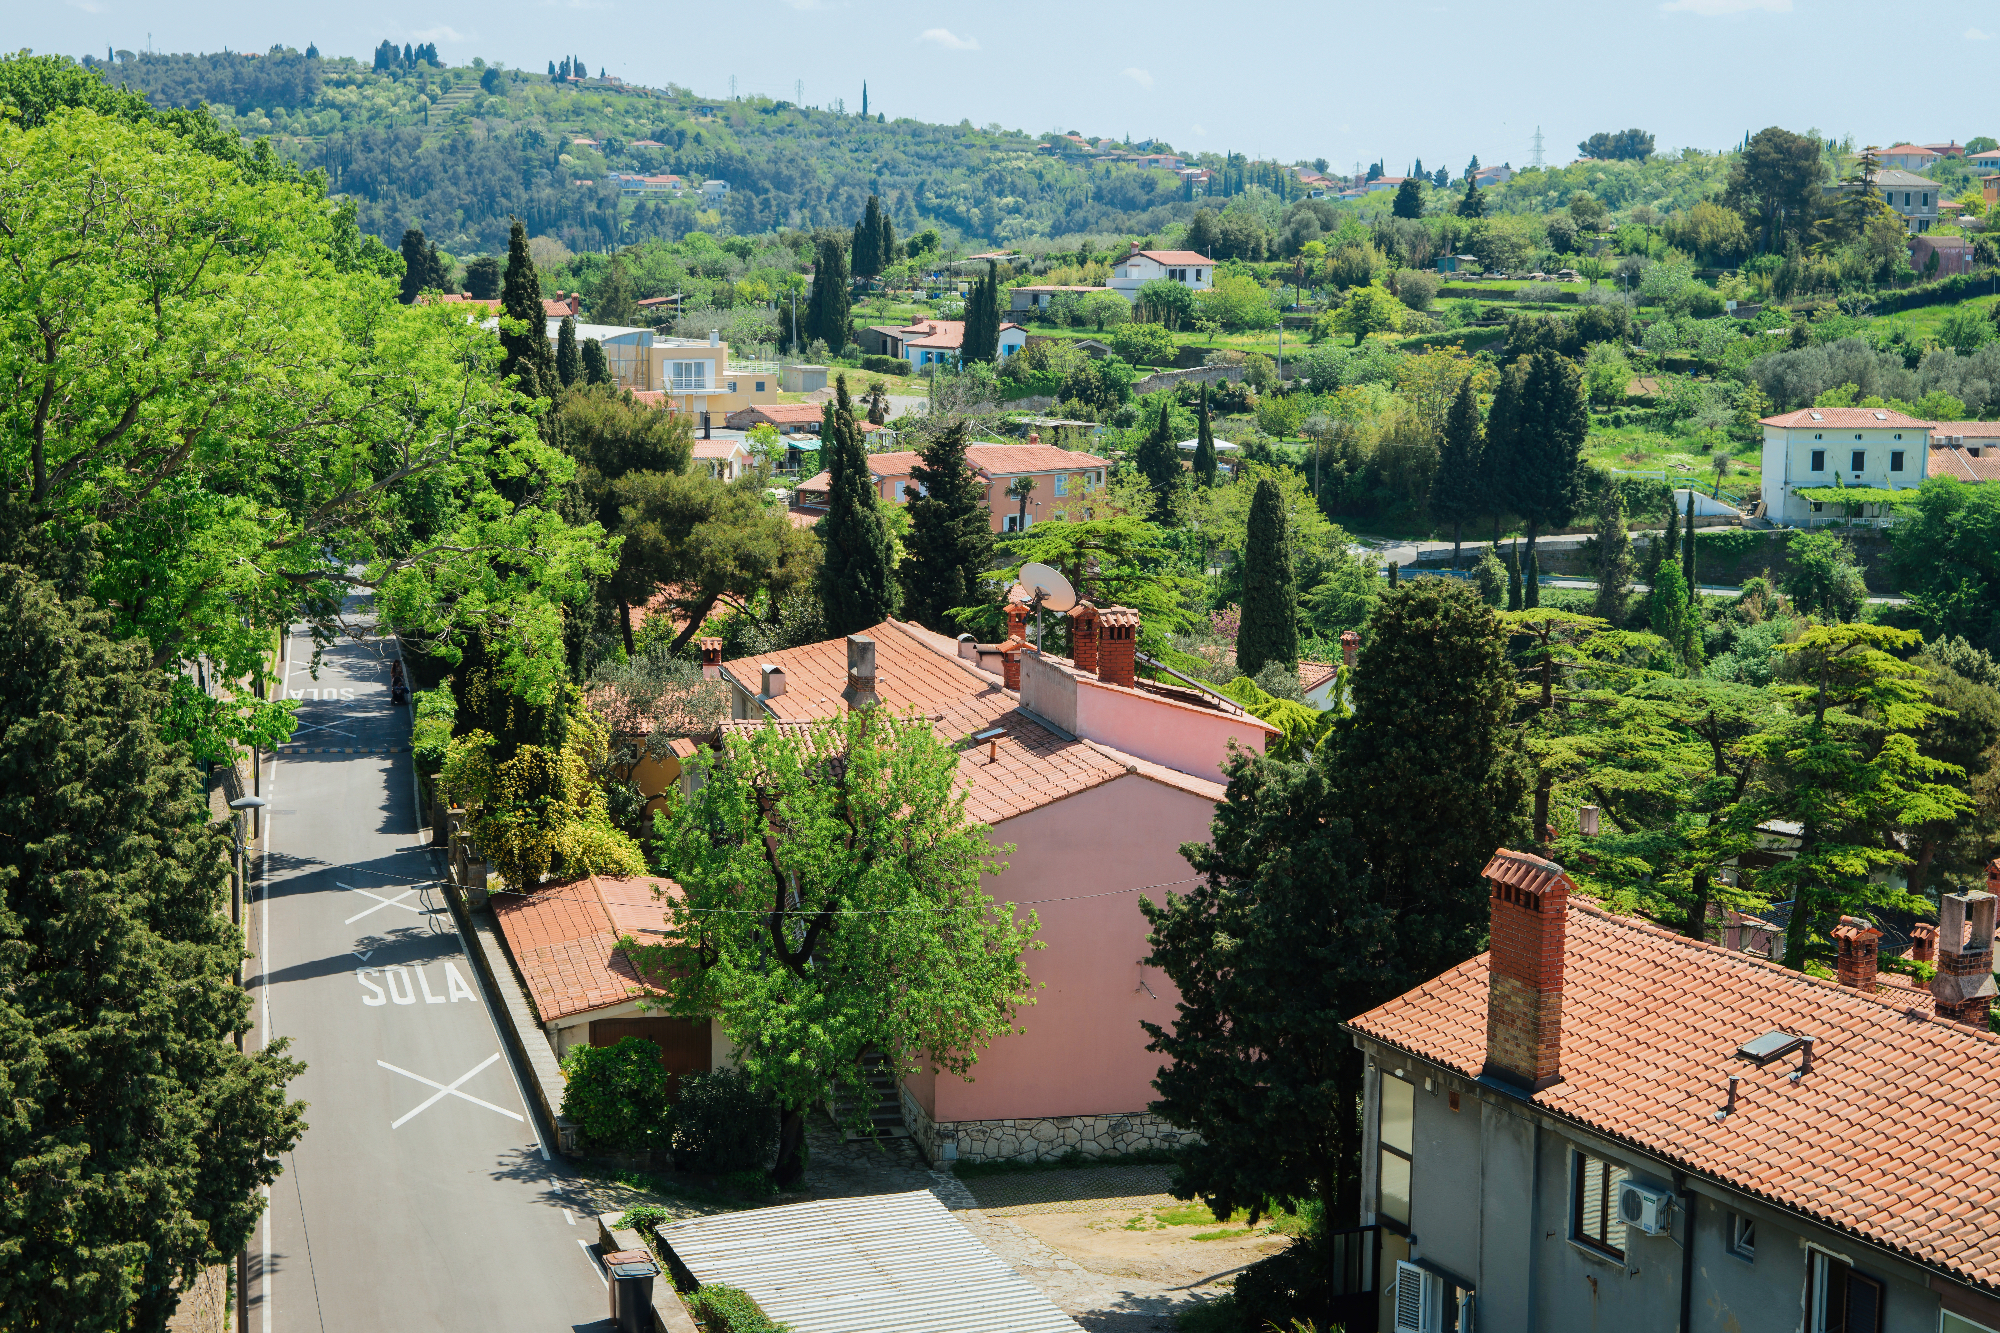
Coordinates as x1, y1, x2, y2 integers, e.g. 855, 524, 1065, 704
689, 1285, 792, 1333
857, 355, 911, 377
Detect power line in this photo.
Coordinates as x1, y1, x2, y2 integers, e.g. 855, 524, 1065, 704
484, 874, 1207, 914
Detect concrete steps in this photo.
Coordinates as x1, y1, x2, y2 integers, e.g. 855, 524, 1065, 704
828, 1048, 908, 1140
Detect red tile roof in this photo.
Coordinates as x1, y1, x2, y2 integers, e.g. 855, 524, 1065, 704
794, 444, 1109, 495
1129, 250, 1214, 267
492, 874, 681, 1022
1927, 421, 2000, 439
744, 403, 828, 425
1347, 898, 2000, 1292
1930, 440, 2000, 482
1299, 660, 1339, 694
1759, 408, 1933, 429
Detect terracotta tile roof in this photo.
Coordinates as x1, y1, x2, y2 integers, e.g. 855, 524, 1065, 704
1346, 900, 2000, 1292
1930, 441, 2000, 482
690, 440, 748, 459
1928, 421, 2000, 439
744, 403, 828, 425
1759, 407, 1933, 429
794, 445, 1109, 497
1299, 660, 1338, 694
1130, 250, 1215, 267
492, 873, 681, 1022
1882, 143, 1940, 157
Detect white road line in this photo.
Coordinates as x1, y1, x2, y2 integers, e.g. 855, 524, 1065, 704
578, 1238, 608, 1289
339, 884, 422, 923
378, 1054, 526, 1127
262, 627, 293, 1333
564, 1209, 576, 1226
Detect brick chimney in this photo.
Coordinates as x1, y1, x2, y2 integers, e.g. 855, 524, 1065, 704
1481, 849, 1573, 1093
1003, 601, 1030, 651
699, 637, 723, 680
1340, 630, 1359, 668
1069, 601, 1100, 676
1911, 923, 1938, 964
1930, 891, 1998, 1026
1000, 637, 1026, 691
842, 634, 879, 709
1098, 606, 1138, 688
1833, 915, 1881, 993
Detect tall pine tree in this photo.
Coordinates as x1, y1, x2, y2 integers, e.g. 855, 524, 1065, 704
1133, 400, 1182, 521
805, 236, 853, 352
1593, 483, 1635, 623
877, 209, 897, 271
1508, 348, 1588, 597
595, 252, 637, 327
1433, 377, 1485, 568
498, 217, 553, 397
1482, 358, 1523, 541
556, 314, 581, 388
1682, 490, 1698, 600
817, 375, 895, 635
398, 226, 432, 304
900, 422, 995, 632
1237, 477, 1299, 678
962, 261, 1002, 363
852, 196, 884, 278
1192, 383, 1218, 486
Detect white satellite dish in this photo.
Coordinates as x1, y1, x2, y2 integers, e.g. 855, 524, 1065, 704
1019, 562, 1077, 612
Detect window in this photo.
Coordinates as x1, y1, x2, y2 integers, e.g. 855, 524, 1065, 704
1852, 450, 1866, 472
1571, 1150, 1628, 1259
1806, 1250, 1884, 1333
1378, 1072, 1413, 1227
756, 380, 766, 392
669, 360, 709, 392
1815, 432, 1824, 439
1891, 450, 1905, 471
1943, 1313, 2000, 1333
1727, 1213, 1756, 1260
1812, 501, 1825, 512
1811, 449, 1827, 471
1053, 473, 1069, 497
1924, 193, 1931, 207
1894, 432, 1903, 440
726, 379, 738, 393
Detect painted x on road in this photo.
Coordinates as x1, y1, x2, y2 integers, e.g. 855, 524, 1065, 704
377, 1053, 525, 1129
340, 882, 423, 924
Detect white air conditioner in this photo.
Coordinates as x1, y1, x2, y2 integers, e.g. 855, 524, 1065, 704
1394, 1261, 1443, 1333
1618, 1179, 1676, 1237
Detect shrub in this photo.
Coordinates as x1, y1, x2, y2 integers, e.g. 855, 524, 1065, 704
560, 1037, 669, 1152
670, 1067, 778, 1173
858, 354, 910, 377
1111, 320, 1177, 365
690, 1285, 792, 1333
411, 687, 456, 776
1386, 268, 1441, 311
1231, 1237, 1331, 1332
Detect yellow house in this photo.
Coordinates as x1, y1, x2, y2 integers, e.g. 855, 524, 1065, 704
547, 321, 780, 423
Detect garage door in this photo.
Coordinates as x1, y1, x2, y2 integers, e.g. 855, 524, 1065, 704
589, 1017, 712, 1099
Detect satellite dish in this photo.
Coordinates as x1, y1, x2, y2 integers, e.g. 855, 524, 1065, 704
1019, 562, 1077, 612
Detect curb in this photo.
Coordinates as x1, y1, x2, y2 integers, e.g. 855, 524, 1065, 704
444, 877, 575, 1157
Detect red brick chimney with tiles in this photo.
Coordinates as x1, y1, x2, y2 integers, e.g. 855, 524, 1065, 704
1833, 915, 1880, 993
1340, 630, 1359, 669
1000, 637, 1026, 691
699, 637, 723, 680
1003, 601, 1029, 648
1069, 602, 1100, 676
1911, 922, 1937, 964
1481, 849, 1573, 1093
1929, 890, 1998, 1025
1098, 606, 1138, 688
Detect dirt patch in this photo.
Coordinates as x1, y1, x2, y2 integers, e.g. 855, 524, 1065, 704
1010, 1204, 1288, 1289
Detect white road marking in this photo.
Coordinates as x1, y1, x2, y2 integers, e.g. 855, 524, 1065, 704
340, 883, 422, 923
444, 961, 478, 1002
578, 1238, 608, 1289
351, 949, 373, 961
378, 1053, 525, 1128
564, 1209, 576, 1226
356, 969, 387, 1006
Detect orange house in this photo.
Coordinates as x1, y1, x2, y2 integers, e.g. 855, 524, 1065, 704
793, 440, 1109, 532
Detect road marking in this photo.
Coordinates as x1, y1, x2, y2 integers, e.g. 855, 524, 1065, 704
416, 966, 446, 1004
444, 960, 478, 1002
290, 719, 358, 739
352, 949, 374, 961
378, 1053, 526, 1128
357, 969, 387, 1006
564, 1209, 576, 1226
578, 1238, 608, 1289
340, 883, 422, 923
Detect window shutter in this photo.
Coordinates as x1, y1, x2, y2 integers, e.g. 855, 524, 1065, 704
1845, 1272, 1884, 1333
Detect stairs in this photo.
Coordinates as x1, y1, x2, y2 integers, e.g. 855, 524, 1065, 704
827, 1049, 909, 1140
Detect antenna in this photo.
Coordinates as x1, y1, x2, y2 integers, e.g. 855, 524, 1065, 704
795, 78, 803, 104
1019, 562, 1077, 653
1531, 125, 1545, 168
729, 74, 737, 99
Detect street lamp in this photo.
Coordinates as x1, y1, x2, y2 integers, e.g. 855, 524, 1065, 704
225, 792, 264, 1332
227, 796, 267, 931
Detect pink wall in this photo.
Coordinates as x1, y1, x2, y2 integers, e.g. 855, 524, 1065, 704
1020, 651, 1275, 783
918, 773, 1216, 1123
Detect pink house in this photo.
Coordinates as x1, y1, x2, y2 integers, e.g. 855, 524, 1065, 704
792, 440, 1111, 532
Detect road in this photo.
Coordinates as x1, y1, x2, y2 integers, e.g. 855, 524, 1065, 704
245, 604, 613, 1332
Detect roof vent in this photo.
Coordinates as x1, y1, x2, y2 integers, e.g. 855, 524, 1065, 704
1736, 1030, 1804, 1065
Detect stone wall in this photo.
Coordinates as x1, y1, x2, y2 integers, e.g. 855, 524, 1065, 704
900, 1085, 1198, 1165
1131, 364, 1245, 396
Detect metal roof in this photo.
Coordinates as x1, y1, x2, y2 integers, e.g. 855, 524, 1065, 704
655, 1190, 1084, 1333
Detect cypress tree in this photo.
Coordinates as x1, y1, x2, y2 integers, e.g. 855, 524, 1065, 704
1592, 483, 1635, 623
556, 314, 581, 388
963, 261, 1001, 363
498, 217, 553, 397
1660, 493, 1681, 576
1237, 477, 1298, 678
1133, 400, 1182, 521
853, 196, 883, 278
398, 226, 429, 303
1508, 348, 1588, 595
900, 421, 995, 632
805, 236, 853, 353
1482, 358, 1523, 541
817, 375, 895, 635
0, 567, 307, 1332
581, 338, 611, 386
1457, 178, 1485, 219
1433, 377, 1485, 568
1682, 490, 1698, 600
595, 252, 637, 327
1522, 541, 1539, 607
1192, 383, 1218, 486
878, 211, 896, 270
1505, 538, 1523, 610
425, 239, 448, 294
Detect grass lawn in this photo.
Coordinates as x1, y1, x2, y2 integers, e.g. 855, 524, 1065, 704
1864, 290, 2000, 342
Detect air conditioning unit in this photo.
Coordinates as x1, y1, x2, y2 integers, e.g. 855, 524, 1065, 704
1394, 1261, 1443, 1333
1618, 1179, 1676, 1237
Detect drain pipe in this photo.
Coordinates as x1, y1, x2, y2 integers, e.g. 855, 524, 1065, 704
1675, 1170, 1695, 1333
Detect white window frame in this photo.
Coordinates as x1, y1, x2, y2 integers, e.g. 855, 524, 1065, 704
1393, 1260, 1441, 1333
1053, 473, 1068, 497
669, 360, 710, 392
1727, 1212, 1756, 1261
1569, 1148, 1628, 1261
1943, 1311, 2000, 1333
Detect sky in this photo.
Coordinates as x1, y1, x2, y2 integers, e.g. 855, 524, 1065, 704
18, 0, 1995, 171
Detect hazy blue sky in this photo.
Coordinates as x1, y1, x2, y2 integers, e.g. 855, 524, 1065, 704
17, 1, 1992, 169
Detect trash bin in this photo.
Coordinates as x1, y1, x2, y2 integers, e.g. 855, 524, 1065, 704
603, 1248, 658, 1333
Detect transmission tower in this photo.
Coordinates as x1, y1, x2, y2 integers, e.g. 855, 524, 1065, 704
795, 79, 803, 104
729, 75, 737, 99
1531, 126, 1545, 168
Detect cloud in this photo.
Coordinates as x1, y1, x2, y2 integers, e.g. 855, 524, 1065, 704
411, 24, 465, 41
1969, 25, 1993, 38
1123, 67, 1153, 88
1659, 0, 1790, 13
64, 0, 106, 11
918, 27, 978, 50
1190, 123, 1207, 137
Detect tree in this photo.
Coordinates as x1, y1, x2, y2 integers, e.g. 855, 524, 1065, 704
1238, 478, 1299, 678
0, 567, 307, 1332
1136, 278, 1197, 330
1192, 383, 1218, 487
900, 422, 995, 632
1593, 483, 1635, 623
1648, 563, 1702, 673
1110, 320, 1175, 365
1391, 176, 1424, 219
1457, 178, 1485, 219
1334, 285, 1401, 345
1133, 400, 1183, 520
1505, 539, 1523, 610
963, 261, 1002, 363
556, 314, 581, 388
1433, 378, 1484, 568
1508, 348, 1589, 596
580, 338, 611, 386
398, 225, 445, 303
635, 710, 1039, 1187
1577, 129, 1656, 161
594, 252, 637, 327
1722, 127, 1827, 253
1083, 289, 1131, 331
804, 235, 853, 353
1004, 475, 1036, 532
464, 254, 501, 299
1890, 479, 2000, 649
817, 376, 896, 636
499, 216, 554, 396
1682, 491, 1698, 598
1782, 529, 1869, 622
970, 516, 1200, 656
852, 195, 883, 278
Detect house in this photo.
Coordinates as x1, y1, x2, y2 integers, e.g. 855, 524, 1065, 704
778, 364, 829, 393
635, 295, 682, 317
708, 614, 1279, 1162
1344, 848, 2000, 1333
607, 172, 684, 195
1436, 254, 1479, 274
1970, 149, 2000, 175
699, 179, 729, 199
1879, 143, 1941, 172
792, 440, 1110, 532
1910, 234, 1975, 278
691, 437, 755, 480
1863, 169, 1940, 232
1365, 175, 1409, 195
1758, 406, 1930, 525
868, 318, 1028, 369
1930, 424, 2000, 482
499, 324, 777, 422
1008, 284, 1104, 315
1473, 163, 1515, 188
1175, 437, 1241, 478
1924, 141, 1966, 158
1105, 246, 1216, 302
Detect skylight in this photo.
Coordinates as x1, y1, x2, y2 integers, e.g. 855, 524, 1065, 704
1736, 1030, 1804, 1065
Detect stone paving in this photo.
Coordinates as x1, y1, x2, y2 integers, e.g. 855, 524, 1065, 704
963, 1164, 1180, 1216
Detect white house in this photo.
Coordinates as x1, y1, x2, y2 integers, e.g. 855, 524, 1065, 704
699, 179, 729, 199
1758, 407, 1930, 526
877, 317, 1028, 369
690, 437, 756, 481
1879, 143, 1941, 173
1473, 163, 1515, 187
1106, 247, 1216, 302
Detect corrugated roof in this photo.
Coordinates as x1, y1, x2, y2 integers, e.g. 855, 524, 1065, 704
656, 1190, 1083, 1333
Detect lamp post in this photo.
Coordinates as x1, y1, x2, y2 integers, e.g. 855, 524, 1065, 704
226, 790, 265, 1333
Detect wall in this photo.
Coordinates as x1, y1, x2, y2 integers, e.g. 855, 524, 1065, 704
1020, 650, 1273, 782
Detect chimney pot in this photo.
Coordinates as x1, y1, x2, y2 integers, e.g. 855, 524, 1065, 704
1911, 922, 1939, 964
760, 663, 787, 697
1000, 637, 1026, 691
842, 634, 879, 709
1097, 605, 1139, 688
1930, 891, 1998, 1025
956, 632, 978, 663
1069, 601, 1100, 676
1833, 914, 1881, 993
699, 637, 723, 680
1340, 629, 1360, 669
1480, 848, 1571, 1093
1578, 805, 1600, 836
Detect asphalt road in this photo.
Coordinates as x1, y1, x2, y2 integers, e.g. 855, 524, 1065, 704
245, 606, 614, 1332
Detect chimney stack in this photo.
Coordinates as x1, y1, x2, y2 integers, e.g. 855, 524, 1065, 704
842, 634, 878, 709
1098, 606, 1138, 688
1930, 891, 1998, 1026
1911, 922, 1938, 964
1833, 915, 1881, 993
1340, 630, 1360, 669
1481, 849, 1573, 1093
760, 663, 787, 698
699, 637, 723, 680
1069, 601, 1100, 677
1003, 601, 1030, 650
1578, 805, 1600, 836
1000, 638, 1025, 691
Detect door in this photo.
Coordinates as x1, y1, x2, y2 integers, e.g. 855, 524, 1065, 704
589, 1017, 711, 1100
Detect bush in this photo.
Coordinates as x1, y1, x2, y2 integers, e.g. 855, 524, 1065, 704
670, 1067, 778, 1173
1111, 320, 1177, 365
858, 354, 910, 377
689, 1285, 792, 1333
1386, 268, 1441, 311
560, 1037, 669, 1152
1231, 1237, 1331, 1332
411, 687, 455, 776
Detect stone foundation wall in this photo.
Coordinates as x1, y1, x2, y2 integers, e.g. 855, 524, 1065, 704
900, 1085, 1198, 1165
